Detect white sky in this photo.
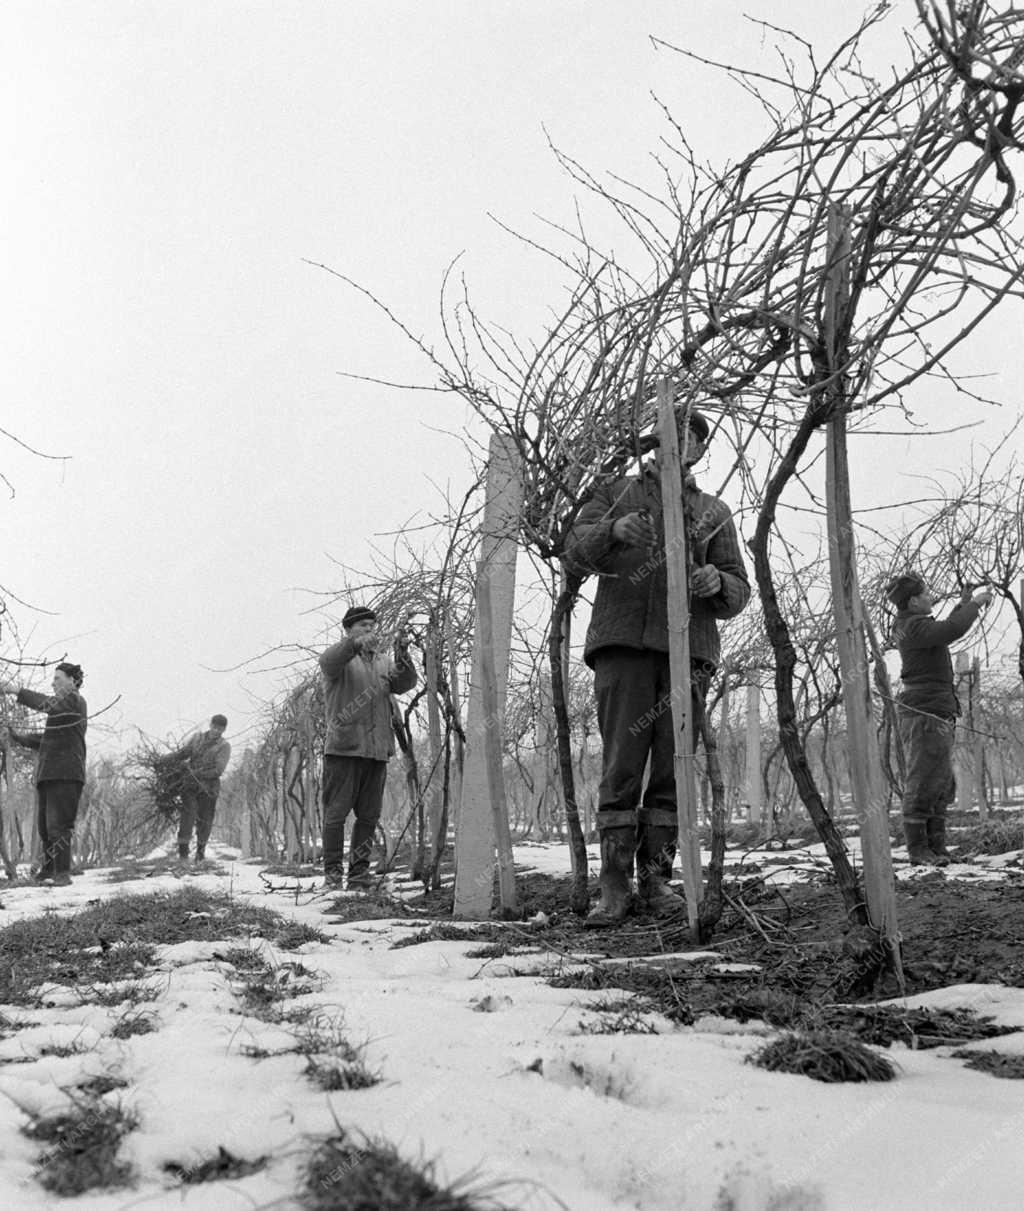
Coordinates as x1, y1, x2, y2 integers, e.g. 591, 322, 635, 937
3, 0, 1020, 757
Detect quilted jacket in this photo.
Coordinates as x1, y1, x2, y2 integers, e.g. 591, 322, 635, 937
562, 465, 750, 668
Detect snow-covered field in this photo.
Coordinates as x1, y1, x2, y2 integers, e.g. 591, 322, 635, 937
1, 842, 1022, 1210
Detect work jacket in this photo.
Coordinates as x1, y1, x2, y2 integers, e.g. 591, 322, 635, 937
562, 465, 750, 669
319, 638, 417, 762
893, 601, 981, 718
16, 688, 88, 784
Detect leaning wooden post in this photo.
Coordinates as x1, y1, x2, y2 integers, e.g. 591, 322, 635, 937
823, 203, 902, 981
453, 432, 522, 919
656, 378, 703, 937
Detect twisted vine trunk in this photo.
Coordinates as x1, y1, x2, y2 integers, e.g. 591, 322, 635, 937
548, 570, 590, 915
750, 404, 869, 929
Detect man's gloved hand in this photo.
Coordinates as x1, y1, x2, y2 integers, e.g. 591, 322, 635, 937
971, 586, 994, 607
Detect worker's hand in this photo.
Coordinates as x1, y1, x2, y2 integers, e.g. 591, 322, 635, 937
354, 633, 379, 654
971, 586, 994, 607
611, 511, 656, 549
691, 564, 722, 598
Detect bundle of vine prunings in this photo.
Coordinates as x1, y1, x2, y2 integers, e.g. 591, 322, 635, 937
127, 738, 190, 822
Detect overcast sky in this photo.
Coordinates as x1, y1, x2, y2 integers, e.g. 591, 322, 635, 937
3, 0, 1019, 757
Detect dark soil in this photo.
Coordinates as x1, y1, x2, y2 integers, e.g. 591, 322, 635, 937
377, 862, 1024, 1032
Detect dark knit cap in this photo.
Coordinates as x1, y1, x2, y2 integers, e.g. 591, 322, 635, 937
210, 714, 228, 728
671, 406, 711, 444
885, 574, 925, 610
342, 605, 377, 629
56, 661, 84, 687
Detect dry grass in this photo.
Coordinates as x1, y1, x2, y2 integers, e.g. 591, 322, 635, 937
952, 1048, 1024, 1078
303, 1129, 513, 1211
23, 1098, 137, 1196
749, 1030, 897, 1083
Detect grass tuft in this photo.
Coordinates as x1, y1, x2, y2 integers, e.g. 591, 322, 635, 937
109, 1009, 158, 1040
952, 1048, 1024, 1078
389, 922, 496, 949
749, 1029, 897, 1082
23, 1098, 137, 1196
303, 1129, 513, 1210
164, 1145, 268, 1184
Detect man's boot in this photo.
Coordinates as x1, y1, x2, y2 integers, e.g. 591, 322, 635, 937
636, 822, 685, 917
903, 820, 936, 866
926, 814, 951, 867
177, 844, 189, 861
584, 827, 635, 929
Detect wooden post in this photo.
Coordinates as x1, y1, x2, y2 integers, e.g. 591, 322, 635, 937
955, 650, 971, 816
823, 203, 901, 976
717, 671, 732, 820
971, 655, 988, 821
453, 432, 522, 919
656, 378, 703, 937
745, 682, 763, 826
424, 622, 446, 872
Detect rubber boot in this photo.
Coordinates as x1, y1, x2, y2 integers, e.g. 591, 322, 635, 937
926, 815, 951, 867
903, 820, 936, 866
178, 843, 189, 861
584, 828, 635, 929
637, 825, 685, 917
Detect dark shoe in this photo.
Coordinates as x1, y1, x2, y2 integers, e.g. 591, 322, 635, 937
904, 820, 936, 866
347, 871, 373, 891
51, 874, 72, 887
178, 845, 190, 860
927, 817, 951, 867
637, 824, 685, 917
323, 869, 345, 890
584, 827, 635, 929
194, 849, 206, 863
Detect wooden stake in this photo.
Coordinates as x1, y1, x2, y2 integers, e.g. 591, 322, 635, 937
971, 655, 988, 821
453, 432, 522, 919
955, 650, 971, 816
424, 622, 446, 872
655, 378, 703, 937
823, 203, 901, 979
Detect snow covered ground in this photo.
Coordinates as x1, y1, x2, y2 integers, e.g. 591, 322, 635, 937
0, 842, 1022, 1210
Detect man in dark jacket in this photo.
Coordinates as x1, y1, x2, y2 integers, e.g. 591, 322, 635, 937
319, 606, 417, 889
563, 408, 750, 926
172, 715, 232, 863
0, 662, 87, 885
885, 573, 992, 866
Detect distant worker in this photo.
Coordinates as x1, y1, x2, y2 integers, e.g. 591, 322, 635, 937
172, 714, 231, 863
319, 606, 416, 890
563, 407, 750, 926
0, 662, 88, 886
885, 574, 992, 866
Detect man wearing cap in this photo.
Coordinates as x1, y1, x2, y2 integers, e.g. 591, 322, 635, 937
319, 606, 417, 889
173, 714, 231, 864
885, 573, 992, 866
563, 407, 750, 926
0, 662, 88, 885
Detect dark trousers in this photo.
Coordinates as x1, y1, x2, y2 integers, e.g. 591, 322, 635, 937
178, 788, 218, 856
37, 780, 83, 878
593, 647, 708, 831
322, 755, 388, 877
898, 709, 956, 822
